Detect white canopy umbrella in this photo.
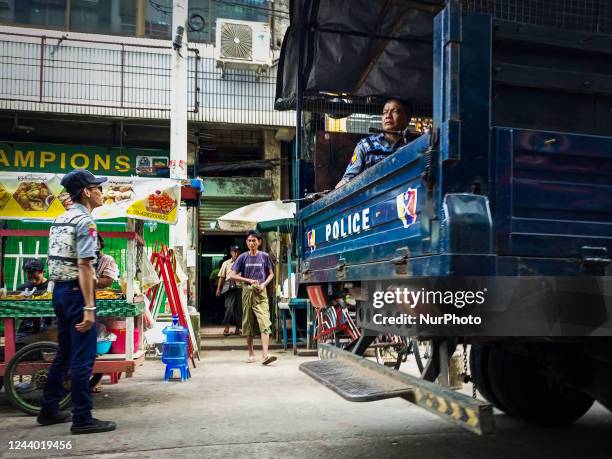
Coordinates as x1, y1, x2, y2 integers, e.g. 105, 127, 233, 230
214, 200, 296, 232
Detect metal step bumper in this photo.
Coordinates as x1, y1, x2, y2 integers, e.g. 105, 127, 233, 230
300, 344, 495, 435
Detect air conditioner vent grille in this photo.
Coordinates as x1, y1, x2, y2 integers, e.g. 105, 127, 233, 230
220, 23, 253, 61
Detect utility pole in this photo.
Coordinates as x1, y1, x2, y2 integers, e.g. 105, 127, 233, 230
170, 0, 188, 252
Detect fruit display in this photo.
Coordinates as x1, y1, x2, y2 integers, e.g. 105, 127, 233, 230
32, 291, 52, 300
4, 294, 25, 301
146, 190, 177, 214
95, 289, 123, 300
1, 290, 123, 301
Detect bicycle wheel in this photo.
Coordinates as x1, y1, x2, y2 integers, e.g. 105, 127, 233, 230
374, 335, 406, 369
4, 341, 71, 416
412, 339, 433, 374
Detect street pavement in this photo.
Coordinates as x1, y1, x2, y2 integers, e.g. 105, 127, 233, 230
1, 350, 611, 459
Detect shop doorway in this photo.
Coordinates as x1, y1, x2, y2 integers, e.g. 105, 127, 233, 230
198, 233, 245, 326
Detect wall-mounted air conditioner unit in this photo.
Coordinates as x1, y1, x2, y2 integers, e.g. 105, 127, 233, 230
214, 19, 272, 77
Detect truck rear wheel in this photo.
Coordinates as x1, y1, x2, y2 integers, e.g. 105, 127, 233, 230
469, 344, 510, 413
486, 345, 594, 426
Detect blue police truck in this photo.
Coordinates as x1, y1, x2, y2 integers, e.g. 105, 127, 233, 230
276, 0, 612, 434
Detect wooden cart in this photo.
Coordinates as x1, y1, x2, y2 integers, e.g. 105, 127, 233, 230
0, 221, 147, 414
0, 299, 145, 414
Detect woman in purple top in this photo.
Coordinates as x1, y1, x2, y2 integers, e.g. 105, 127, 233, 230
229, 230, 277, 365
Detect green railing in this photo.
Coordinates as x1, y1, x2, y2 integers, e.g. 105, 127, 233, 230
0, 299, 144, 318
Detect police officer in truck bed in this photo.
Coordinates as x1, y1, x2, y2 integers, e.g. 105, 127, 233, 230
336, 99, 411, 188
38, 169, 116, 435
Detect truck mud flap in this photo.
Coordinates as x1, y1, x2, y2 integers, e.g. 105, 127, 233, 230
300, 344, 495, 435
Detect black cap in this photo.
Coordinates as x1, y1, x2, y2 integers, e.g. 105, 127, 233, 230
23, 258, 44, 272
61, 169, 107, 199
230, 245, 240, 252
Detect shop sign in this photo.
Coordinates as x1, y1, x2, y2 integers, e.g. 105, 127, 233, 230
94, 177, 180, 224
0, 142, 169, 176
0, 173, 180, 225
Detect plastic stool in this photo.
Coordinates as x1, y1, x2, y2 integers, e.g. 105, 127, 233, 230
164, 363, 191, 381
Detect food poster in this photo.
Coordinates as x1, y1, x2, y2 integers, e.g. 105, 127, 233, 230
0, 173, 180, 225
0, 173, 66, 219
93, 177, 180, 224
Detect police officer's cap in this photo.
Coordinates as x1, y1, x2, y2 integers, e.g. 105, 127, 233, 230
61, 169, 107, 198
23, 258, 44, 272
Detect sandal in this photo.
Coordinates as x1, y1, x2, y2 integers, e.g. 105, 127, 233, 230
222, 328, 230, 337
262, 355, 277, 366
234, 329, 241, 335
91, 385, 103, 394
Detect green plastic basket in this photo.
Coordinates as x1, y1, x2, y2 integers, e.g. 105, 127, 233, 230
0, 299, 144, 318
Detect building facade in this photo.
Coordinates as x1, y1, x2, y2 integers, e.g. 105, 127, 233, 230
0, 0, 294, 318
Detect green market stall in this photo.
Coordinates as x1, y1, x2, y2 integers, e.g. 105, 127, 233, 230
0, 172, 181, 415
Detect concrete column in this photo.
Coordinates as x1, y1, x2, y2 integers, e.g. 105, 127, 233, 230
169, 0, 189, 292
64, 0, 71, 31
170, 0, 188, 181
110, 0, 121, 35
186, 206, 198, 309
135, 0, 146, 38
263, 129, 281, 200
185, 147, 198, 309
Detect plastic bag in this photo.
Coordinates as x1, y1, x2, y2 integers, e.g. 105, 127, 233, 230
141, 256, 160, 291
170, 249, 188, 285
142, 295, 155, 330
97, 323, 117, 342
174, 260, 188, 285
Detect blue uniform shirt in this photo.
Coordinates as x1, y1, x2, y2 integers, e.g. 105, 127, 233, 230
341, 133, 407, 182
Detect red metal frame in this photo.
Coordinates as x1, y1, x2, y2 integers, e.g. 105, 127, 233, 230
145, 244, 194, 358
0, 229, 144, 245
314, 305, 361, 343
0, 229, 145, 383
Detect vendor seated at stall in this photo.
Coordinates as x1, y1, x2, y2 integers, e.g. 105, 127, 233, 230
335, 99, 411, 189
95, 234, 119, 289
17, 258, 49, 294
16, 259, 52, 344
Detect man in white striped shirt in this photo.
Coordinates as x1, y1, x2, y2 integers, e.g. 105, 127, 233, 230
95, 235, 119, 289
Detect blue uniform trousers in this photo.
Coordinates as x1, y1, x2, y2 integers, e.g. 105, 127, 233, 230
41, 280, 97, 425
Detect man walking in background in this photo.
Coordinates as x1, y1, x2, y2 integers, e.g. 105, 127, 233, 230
217, 245, 243, 336
229, 230, 277, 365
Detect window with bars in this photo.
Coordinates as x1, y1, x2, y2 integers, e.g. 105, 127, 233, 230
461, 0, 612, 34
0, 1, 276, 42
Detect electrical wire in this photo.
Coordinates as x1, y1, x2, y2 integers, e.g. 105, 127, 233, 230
149, 0, 172, 16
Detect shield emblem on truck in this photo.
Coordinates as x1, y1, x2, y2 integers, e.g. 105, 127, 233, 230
396, 188, 418, 228
307, 229, 316, 251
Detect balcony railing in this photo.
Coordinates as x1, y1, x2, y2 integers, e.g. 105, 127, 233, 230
0, 31, 293, 127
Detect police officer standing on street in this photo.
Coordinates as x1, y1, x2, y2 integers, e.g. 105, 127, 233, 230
38, 169, 116, 434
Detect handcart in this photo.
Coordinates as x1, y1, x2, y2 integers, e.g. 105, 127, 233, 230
0, 299, 145, 415
0, 222, 146, 415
